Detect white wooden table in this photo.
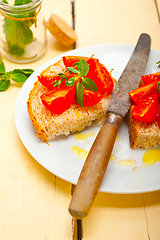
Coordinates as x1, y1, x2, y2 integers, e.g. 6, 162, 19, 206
0, 0, 160, 239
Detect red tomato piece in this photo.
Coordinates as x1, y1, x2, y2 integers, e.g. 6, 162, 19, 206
156, 102, 160, 128
83, 88, 103, 107
98, 63, 114, 92
141, 72, 160, 84
38, 75, 65, 90
62, 56, 87, 67
86, 58, 100, 86
63, 56, 114, 93
86, 58, 114, 93
129, 81, 159, 104
132, 93, 158, 122
41, 86, 76, 115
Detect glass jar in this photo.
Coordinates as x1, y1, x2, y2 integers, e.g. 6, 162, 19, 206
0, 0, 47, 63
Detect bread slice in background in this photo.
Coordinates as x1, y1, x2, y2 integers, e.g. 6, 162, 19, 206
27, 59, 116, 143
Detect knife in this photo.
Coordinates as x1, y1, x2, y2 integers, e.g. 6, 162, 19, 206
69, 33, 151, 219
71, 185, 83, 240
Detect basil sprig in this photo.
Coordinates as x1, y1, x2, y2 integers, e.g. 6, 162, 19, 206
155, 61, 160, 93
157, 61, 160, 69
55, 59, 98, 107
2, 0, 35, 57
0, 56, 34, 91
157, 81, 160, 93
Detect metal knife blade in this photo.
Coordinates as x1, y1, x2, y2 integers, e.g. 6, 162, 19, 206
107, 33, 151, 117
69, 33, 151, 219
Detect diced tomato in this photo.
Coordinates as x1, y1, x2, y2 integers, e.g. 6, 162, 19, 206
86, 58, 114, 93
40, 56, 115, 114
157, 81, 160, 99
63, 56, 114, 93
41, 86, 76, 115
83, 88, 103, 107
156, 102, 160, 128
62, 56, 87, 67
38, 75, 65, 90
132, 93, 158, 122
98, 63, 114, 92
38, 73, 78, 90
141, 72, 160, 84
129, 81, 159, 104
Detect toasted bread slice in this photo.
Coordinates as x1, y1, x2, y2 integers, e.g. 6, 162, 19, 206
27, 59, 116, 143
127, 104, 160, 149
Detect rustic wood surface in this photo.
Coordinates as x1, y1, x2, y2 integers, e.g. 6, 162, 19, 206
0, 0, 160, 239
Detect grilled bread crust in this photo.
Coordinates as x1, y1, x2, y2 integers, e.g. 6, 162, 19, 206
127, 105, 160, 149
27, 59, 116, 143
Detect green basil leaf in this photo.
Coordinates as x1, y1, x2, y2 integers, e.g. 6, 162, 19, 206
2, 0, 35, 58
157, 81, 160, 93
9, 69, 34, 77
3, 18, 11, 36
77, 59, 89, 77
2, 0, 8, 4
6, 21, 33, 56
14, 0, 33, 6
58, 73, 67, 81
66, 77, 77, 86
67, 67, 79, 74
7, 21, 23, 46
0, 79, 10, 91
156, 61, 160, 69
54, 80, 61, 87
21, 21, 33, 45
82, 77, 97, 92
75, 82, 84, 107
20, 69, 34, 76
0, 59, 5, 74
6, 21, 25, 55
9, 72, 28, 83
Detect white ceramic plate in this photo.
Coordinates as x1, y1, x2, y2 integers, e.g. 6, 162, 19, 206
15, 44, 160, 194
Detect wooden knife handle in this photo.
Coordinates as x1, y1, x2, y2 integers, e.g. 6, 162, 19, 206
69, 113, 122, 219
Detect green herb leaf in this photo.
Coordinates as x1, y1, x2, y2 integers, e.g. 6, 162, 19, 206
2, 0, 9, 4
21, 22, 33, 45
9, 72, 28, 83
14, 0, 33, 6
75, 82, 84, 107
6, 21, 33, 56
2, 0, 35, 57
66, 67, 79, 74
3, 18, 12, 36
0, 79, 10, 91
0, 53, 33, 91
77, 59, 89, 77
0, 58, 5, 74
66, 77, 78, 86
6, 68, 34, 83
157, 61, 160, 69
54, 80, 62, 87
81, 77, 97, 92
157, 81, 160, 93
10, 69, 34, 77
58, 73, 67, 81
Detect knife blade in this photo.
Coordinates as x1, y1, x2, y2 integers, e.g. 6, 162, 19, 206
69, 33, 151, 219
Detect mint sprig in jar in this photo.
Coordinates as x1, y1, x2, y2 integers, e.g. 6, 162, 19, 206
0, 0, 47, 63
